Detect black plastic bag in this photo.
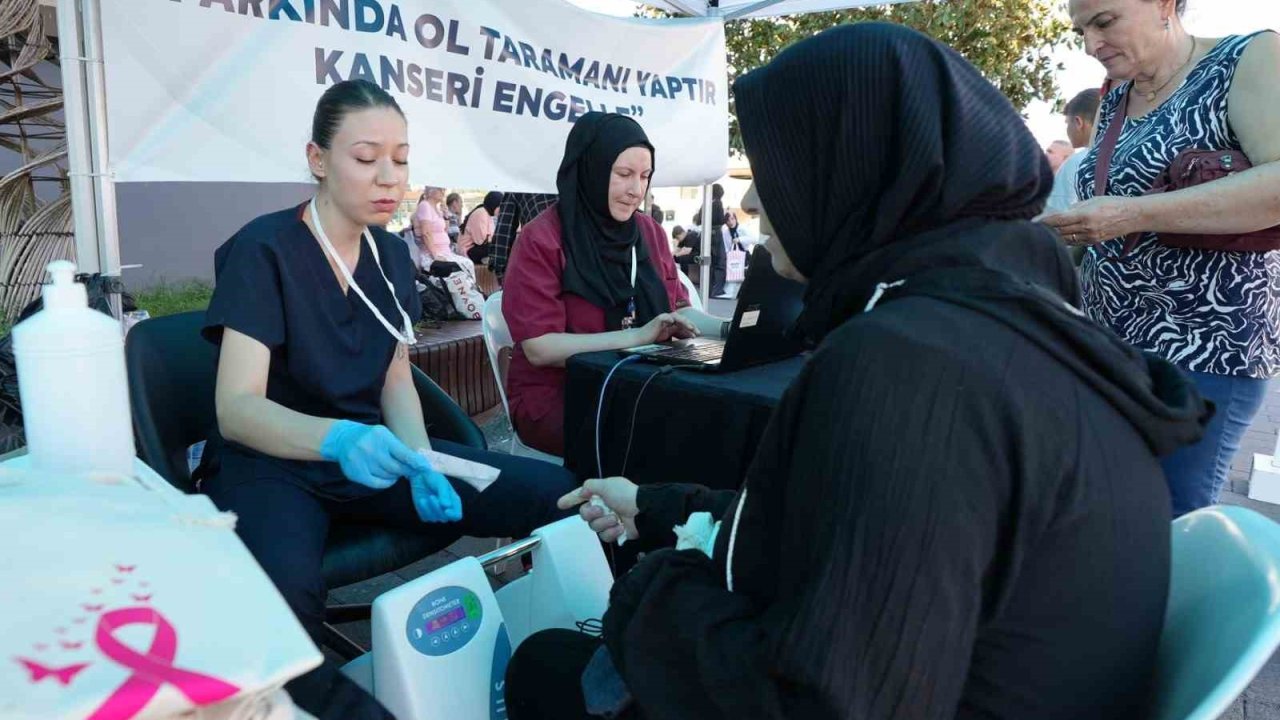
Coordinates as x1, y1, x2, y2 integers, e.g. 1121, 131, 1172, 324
417, 272, 463, 323
428, 260, 463, 278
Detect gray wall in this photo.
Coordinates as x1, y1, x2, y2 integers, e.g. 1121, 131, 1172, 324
116, 182, 315, 289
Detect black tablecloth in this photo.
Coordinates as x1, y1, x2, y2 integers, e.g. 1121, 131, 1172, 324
564, 352, 807, 490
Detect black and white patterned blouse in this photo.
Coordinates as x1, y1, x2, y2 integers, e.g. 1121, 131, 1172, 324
1076, 32, 1280, 379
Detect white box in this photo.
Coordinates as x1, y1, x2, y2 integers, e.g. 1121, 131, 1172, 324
1248, 453, 1280, 505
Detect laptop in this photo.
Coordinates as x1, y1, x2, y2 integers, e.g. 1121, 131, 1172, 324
626, 245, 807, 372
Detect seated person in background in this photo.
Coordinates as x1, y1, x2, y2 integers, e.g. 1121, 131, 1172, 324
503, 24, 1209, 720
414, 185, 476, 278
398, 224, 424, 269
444, 191, 463, 243
199, 79, 575, 719
458, 190, 504, 264
671, 224, 701, 279
501, 112, 728, 456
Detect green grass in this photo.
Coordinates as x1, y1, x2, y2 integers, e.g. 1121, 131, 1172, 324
0, 280, 214, 337
133, 280, 213, 318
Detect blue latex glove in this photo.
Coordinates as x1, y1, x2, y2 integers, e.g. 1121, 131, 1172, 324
319, 420, 428, 490
410, 465, 463, 523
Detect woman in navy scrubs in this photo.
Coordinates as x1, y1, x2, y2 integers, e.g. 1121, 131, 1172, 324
199, 79, 575, 718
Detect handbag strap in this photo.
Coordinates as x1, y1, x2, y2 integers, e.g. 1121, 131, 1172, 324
1091, 87, 1144, 258
1093, 85, 1130, 199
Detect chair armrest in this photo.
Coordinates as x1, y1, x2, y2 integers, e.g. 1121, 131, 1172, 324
411, 365, 486, 450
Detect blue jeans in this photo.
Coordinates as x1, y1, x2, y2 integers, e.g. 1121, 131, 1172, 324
1161, 370, 1270, 517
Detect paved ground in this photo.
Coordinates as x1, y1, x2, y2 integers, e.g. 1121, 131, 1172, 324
327, 334, 1280, 718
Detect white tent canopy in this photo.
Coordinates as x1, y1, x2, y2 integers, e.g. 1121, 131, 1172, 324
643, 0, 917, 19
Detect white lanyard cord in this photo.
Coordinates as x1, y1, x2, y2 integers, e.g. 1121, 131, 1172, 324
630, 245, 637, 289
309, 197, 417, 346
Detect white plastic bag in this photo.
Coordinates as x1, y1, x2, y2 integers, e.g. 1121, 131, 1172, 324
443, 271, 484, 320
726, 248, 747, 283
0, 459, 322, 719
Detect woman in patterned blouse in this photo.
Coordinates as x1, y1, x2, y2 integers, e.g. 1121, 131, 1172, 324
1039, 0, 1280, 515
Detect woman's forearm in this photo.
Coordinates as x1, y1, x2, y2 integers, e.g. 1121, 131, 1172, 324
382, 375, 432, 452
218, 394, 334, 461
679, 307, 729, 339
523, 328, 645, 368
1135, 161, 1280, 235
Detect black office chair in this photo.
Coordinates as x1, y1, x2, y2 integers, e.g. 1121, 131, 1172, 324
125, 310, 487, 658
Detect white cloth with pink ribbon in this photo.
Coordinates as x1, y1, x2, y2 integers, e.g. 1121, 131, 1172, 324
0, 456, 322, 719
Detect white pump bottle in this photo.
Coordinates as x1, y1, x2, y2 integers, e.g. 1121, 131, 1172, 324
13, 261, 135, 477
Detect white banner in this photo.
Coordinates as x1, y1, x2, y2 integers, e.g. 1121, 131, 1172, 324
98, 1, 727, 191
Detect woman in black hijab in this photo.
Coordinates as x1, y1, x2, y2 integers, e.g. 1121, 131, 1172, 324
501, 113, 729, 455
505, 23, 1209, 719
556, 114, 672, 326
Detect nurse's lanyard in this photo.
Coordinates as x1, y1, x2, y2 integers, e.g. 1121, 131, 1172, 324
621, 246, 638, 329
309, 196, 417, 346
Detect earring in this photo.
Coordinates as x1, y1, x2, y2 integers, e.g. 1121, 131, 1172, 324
1164, 17, 1171, 30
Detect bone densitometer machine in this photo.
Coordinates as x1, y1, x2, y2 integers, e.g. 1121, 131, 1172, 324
340, 516, 614, 720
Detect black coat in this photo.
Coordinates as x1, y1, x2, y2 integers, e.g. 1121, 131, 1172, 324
607, 242, 1206, 717
601, 24, 1208, 720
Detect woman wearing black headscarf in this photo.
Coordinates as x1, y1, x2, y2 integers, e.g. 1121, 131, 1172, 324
502, 113, 729, 456
504, 23, 1209, 719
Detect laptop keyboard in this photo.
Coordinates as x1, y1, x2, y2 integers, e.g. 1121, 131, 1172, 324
653, 342, 725, 363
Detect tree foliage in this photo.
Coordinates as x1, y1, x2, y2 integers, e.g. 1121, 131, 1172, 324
649, 1, 1076, 152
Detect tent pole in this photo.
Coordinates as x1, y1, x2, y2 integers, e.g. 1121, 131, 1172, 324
56, 0, 121, 315
83, 0, 121, 295
56, 0, 99, 273
700, 185, 712, 308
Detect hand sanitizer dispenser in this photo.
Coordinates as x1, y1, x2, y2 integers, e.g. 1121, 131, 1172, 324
12, 261, 135, 477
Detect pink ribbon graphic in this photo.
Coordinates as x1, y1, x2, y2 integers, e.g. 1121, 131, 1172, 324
86, 607, 240, 720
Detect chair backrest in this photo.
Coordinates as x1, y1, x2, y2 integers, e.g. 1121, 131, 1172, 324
481, 291, 514, 418
125, 311, 217, 493
679, 270, 703, 312
1150, 505, 1280, 720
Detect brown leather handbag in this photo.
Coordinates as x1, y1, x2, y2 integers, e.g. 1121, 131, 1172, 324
1093, 86, 1280, 257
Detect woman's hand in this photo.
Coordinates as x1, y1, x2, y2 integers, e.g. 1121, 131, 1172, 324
409, 463, 463, 523
1036, 196, 1145, 246
559, 478, 640, 543
636, 313, 698, 345
319, 420, 429, 490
